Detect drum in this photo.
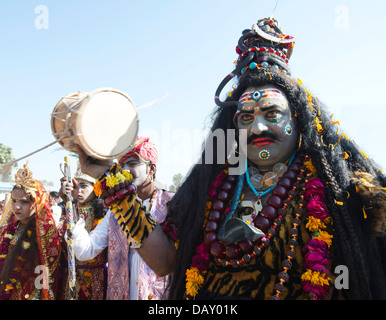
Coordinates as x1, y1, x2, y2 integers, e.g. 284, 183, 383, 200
51, 88, 139, 160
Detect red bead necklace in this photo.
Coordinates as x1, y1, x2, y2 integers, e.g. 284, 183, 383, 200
204, 153, 309, 269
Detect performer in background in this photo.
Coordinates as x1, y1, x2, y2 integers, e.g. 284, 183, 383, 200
59, 165, 108, 300
49, 191, 63, 225
73, 137, 173, 300
0, 163, 61, 300
78, 18, 386, 300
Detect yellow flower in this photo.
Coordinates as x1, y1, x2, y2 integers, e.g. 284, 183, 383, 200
304, 159, 316, 175
330, 114, 340, 126
115, 172, 126, 184
122, 170, 133, 181
4, 233, 13, 239
106, 174, 119, 188
341, 131, 349, 140
360, 151, 368, 159
186, 267, 204, 284
301, 270, 331, 286
324, 216, 333, 225
186, 282, 199, 297
315, 230, 333, 247
305, 216, 326, 231
185, 267, 205, 297
314, 117, 323, 132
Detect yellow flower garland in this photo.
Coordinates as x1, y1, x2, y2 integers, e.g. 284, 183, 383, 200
185, 267, 206, 297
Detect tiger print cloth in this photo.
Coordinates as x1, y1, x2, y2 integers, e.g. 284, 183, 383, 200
110, 194, 157, 247
198, 203, 339, 300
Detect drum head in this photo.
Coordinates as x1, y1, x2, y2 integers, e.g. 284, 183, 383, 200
77, 88, 139, 160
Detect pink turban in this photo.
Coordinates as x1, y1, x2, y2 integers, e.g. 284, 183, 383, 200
118, 136, 158, 165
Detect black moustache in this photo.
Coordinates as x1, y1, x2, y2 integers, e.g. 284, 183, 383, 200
247, 132, 280, 144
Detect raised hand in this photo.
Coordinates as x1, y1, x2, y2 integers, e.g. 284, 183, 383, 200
75, 145, 113, 179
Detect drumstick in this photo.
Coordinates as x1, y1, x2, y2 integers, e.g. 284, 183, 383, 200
136, 93, 169, 110
0, 138, 64, 174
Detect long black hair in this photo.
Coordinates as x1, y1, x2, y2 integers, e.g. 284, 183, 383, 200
167, 65, 386, 299
0, 187, 39, 292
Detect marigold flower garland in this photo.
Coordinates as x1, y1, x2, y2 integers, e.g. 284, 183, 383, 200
301, 173, 333, 299
93, 163, 135, 207
184, 169, 228, 299
182, 158, 334, 300
93, 163, 133, 198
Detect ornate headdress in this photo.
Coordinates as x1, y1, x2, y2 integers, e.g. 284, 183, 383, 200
214, 17, 295, 111
14, 163, 40, 194
118, 136, 158, 165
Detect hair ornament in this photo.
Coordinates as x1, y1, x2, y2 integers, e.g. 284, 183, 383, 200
215, 17, 295, 110
14, 163, 38, 193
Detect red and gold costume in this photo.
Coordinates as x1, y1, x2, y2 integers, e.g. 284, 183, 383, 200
0, 163, 61, 300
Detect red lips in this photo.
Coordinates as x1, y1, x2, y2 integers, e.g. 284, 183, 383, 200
251, 138, 273, 146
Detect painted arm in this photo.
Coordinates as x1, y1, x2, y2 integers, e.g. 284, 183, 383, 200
136, 223, 176, 277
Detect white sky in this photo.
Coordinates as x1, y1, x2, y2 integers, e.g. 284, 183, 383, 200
0, 0, 385, 190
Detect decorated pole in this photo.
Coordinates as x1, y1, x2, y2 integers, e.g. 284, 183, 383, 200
62, 156, 77, 300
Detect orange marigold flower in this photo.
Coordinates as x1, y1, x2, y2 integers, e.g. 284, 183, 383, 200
93, 181, 103, 197
304, 159, 316, 175
305, 216, 326, 231
315, 230, 333, 247
185, 267, 205, 297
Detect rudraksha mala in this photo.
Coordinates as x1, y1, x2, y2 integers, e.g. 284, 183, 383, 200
204, 153, 311, 275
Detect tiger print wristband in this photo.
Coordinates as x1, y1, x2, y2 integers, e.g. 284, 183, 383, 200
110, 193, 157, 247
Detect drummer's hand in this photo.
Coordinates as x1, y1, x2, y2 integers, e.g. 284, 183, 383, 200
76, 145, 113, 179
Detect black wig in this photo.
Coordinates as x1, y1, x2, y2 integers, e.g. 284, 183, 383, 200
167, 19, 386, 300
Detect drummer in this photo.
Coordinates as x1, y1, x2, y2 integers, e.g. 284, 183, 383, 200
73, 137, 174, 300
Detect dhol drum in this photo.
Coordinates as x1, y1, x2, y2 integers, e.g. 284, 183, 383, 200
51, 88, 139, 160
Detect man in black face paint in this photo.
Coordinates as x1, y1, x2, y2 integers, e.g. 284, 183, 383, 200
239, 84, 299, 172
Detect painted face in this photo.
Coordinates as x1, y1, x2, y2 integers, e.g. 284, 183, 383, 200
11, 188, 36, 224
121, 156, 151, 187
77, 178, 95, 204
236, 85, 299, 170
